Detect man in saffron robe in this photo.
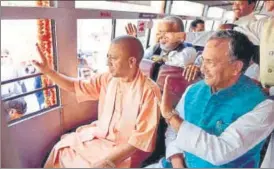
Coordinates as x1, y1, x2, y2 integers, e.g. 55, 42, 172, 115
152, 30, 271, 168
32, 35, 161, 168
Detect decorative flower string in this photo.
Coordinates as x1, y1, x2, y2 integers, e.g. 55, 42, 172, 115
36, 0, 56, 107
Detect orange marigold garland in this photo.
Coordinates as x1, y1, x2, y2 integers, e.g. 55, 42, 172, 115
36, 0, 56, 108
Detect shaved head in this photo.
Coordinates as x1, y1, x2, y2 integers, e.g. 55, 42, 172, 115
107, 35, 144, 77
111, 35, 144, 64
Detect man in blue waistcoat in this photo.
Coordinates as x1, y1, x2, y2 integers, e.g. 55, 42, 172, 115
148, 30, 269, 168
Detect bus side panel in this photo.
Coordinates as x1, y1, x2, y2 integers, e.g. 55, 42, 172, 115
8, 109, 61, 168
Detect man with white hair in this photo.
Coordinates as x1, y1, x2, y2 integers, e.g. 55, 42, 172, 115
126, 16, 197, 68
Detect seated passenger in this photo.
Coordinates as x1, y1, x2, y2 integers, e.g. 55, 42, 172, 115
149, 30, 270, 168
32, 35, 161, 168
190, 19, 205, 32
126, 16, 197, 68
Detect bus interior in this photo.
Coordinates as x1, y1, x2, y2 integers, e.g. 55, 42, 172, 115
1, 0, 273, 168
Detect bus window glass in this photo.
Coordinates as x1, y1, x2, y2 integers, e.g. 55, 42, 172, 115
1, 20, 59, 123
207, 7, 224, 19
115, 19, 150, 48
75, 1, 163, 13
224, 11, 234, 22
254, 1, 265, 13
171, 1, 204, 17
186, 20, 194, 32
1, 20, 42, 80
1, 0, 54, 7
149, 19, 161, 47
77, 19, 112, 75
2, 86, 58, 123
205, 20, 214, 31
213, 21, 222, 30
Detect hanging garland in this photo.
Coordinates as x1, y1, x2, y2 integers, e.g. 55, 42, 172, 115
36, 0, 56, 107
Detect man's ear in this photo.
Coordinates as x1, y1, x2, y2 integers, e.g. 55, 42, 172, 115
233, 60, 244, 75
129, 57, 137, 68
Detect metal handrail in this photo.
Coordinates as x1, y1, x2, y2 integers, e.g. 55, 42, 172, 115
2, 85, 57, 102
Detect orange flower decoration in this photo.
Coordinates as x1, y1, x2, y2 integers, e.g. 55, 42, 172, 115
36, 0, 56, 107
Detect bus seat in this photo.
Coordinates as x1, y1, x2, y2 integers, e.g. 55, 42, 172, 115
140, 59, 156, 79
156, 64, 193, 107
142, 65, 196, 167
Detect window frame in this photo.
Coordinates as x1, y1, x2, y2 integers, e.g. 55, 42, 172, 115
170, 1, 205, 17
207, 7, 224, 19
1, 18, 60, 124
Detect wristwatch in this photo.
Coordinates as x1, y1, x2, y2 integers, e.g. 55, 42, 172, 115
163, 109, 178, 121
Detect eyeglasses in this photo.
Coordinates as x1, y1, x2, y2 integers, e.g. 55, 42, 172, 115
201, 56, 237, 68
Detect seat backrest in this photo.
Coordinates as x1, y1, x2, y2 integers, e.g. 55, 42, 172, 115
139, 59, 156, 79
141, 65, 199, 167
156, 64, 194, 106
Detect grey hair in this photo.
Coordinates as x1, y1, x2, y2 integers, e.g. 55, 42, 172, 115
163, 16, 184, 32
208, 30, 254, 72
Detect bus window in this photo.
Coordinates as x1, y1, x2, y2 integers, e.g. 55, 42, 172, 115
207, 7, 224, 19
254, 0, 265, 13
115, 19, 149, 48
224, 11, 234, 22
1, 0, 54, 7
205, 20, 214, 31
2, 80, 58, 122
77, 19, 112, 75
186, 20, 194, 32
171, 1, 204, 17
149, 19, 161, 47
1, 20, 59, 123
75, 1, 162, 13
213, 21, 222, 30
